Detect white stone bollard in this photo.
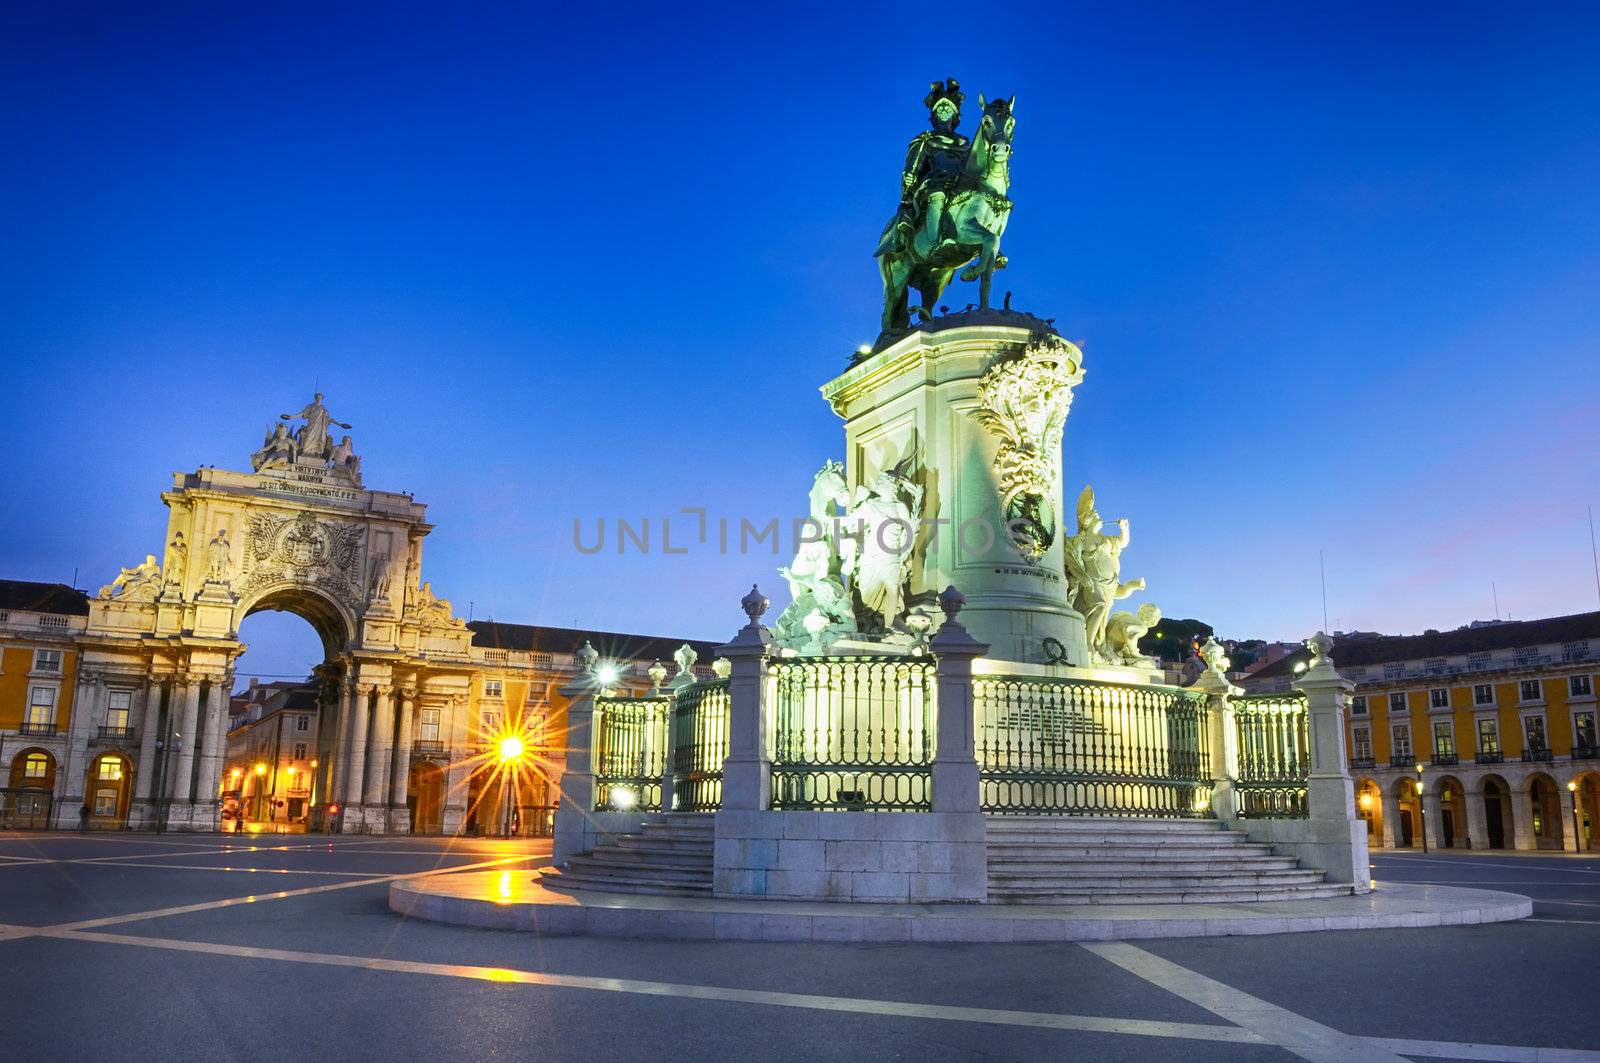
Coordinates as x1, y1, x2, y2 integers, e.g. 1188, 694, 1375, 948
1290, 633, 1372, 889
929, 587, 987, 814
718, 585, 773, 812
552, 662, 603, 866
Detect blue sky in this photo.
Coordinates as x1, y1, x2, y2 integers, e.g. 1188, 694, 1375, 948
3, 3, 1598, 681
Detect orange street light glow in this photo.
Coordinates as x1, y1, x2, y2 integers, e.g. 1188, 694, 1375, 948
499, 735, 525, 762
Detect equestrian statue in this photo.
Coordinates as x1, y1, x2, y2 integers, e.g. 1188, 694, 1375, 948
875, 78, 1016, 343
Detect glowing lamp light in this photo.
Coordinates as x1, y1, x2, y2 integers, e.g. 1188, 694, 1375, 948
611, 787, 637, 811
230, 769, 242, 780
253, 763, 267, 776
1358, 793, 1374, 811
856, 344, 872, 355
498, 735, 525, 763
1570, 781, 1579, 793
596, 662, 621, 686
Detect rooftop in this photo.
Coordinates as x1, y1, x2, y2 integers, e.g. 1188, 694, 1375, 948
1247, 610, 1600, 682
468, 620, 719, 667
0, 579, 90, 616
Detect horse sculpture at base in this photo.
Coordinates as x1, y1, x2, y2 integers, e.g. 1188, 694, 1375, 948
876, 95, 1016, 342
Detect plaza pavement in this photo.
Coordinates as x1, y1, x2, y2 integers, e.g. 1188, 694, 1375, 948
0, 833, 1595, 1062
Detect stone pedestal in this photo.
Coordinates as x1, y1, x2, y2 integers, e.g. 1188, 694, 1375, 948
553, 674, 602, 864
718, 590, 774, 812
928, 589, 987, 814
820, 321, 1089, 664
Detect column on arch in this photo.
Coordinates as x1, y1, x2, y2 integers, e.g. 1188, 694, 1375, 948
441, 694, 470, 834
344, 683, 373, 810
390, 686, 416, 808
169, 677, 202, 802
1378, 786, 1400, 848
1509, 784, 1536, 850
132, 674, 163, 808
365, 685, 395, 810
196, 672, 232, 813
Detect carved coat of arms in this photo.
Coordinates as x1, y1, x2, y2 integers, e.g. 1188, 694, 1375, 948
239, 511, 364, 605
970, 334, 1085, 562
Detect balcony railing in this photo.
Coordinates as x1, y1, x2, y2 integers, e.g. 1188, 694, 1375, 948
18, 721, 57, 736
1389, 754, 1415, 769
1572, 745, 1598, 761
1521, 748, 1554, 763
95, 726, 137, 743
1430, 753, 1458, 767
1349, 756, 1376, 770
411, 739, 446, 755
1475, 750, 1504, 764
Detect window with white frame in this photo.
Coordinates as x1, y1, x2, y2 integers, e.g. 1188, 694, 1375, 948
22, 752, 49, 778
1523, 714, 1547, 751
33, 649, 62, 673
1350, 695, 1368, 716
1392, 722, 1412, 757
105, 690, 131, 731
1520, 679, 1543, 703
1352, 726, 1372, 759
93, 789, 118, 817
1570, 674, 1594, 698
293, 742, 308, 760
97, 758, 123, 781
1574, 710, 1597, 753
419, 708, 441, 743
484, 679, 503, 698
1432, 721, 1454, 757
1473, 684, 1495, 706
26, 687, 56, 726
1477, 718, 1500, 754
481, 709, 503, 734
1389, 692, 1408, 714
296, 715, 310, 731
1429, 688, 1449, 710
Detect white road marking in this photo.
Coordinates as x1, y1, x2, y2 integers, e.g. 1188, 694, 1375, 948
25, 927, 1269, 1046
1081, 941, 1411, 1062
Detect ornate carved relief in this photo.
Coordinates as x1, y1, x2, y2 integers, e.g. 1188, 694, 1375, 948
238, 510, 365, 606
971, 334, 1084, 562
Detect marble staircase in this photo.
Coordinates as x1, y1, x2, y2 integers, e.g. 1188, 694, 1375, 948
541, 813, 714, 897
986, 816, 1353, 904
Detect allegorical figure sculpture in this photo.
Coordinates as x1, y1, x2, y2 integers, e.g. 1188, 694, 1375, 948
1063, 486, 1145, 662
876, 80, 1016, 341
281, 393, 351, 463
99, 555, 162, 601
1105, 602, 1161, 666
205, 528, 232, 583
251, 422, 298, 471
773, 461, 857, 649
851, 463, 924, 633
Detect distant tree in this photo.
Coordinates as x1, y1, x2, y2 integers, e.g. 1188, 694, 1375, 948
1139, 618, 1214, 663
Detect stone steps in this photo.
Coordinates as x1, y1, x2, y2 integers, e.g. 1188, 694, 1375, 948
987, 882, 1353, 905
985, 815, 1348, 905
541, 814, 716, 897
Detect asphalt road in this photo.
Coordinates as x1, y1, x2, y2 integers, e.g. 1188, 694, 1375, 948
0, 834, 1594, 1062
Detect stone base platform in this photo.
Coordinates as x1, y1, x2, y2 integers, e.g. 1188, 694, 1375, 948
389, 872, 1530, 943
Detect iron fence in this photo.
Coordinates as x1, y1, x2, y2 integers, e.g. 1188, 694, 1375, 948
975, 675, 1213, 816
592, 694, 670, 812
1233, 693, 1309, 818
671, 678, 730, 811
769, 655, 934, 811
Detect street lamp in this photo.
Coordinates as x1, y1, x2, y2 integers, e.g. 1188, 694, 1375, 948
1570, 780, 1583, 853
498, 734, 524, 838
1414, 764, 1428, 854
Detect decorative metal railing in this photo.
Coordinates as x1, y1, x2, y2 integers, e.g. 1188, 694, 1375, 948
1233, 693, 1309, 818
975, 675, 1213, 817
592, 694, 670, 812
769, 655, 935, 811
671, 678, 730, 811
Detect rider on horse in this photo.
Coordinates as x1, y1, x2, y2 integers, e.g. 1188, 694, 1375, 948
875, 79, 970, 259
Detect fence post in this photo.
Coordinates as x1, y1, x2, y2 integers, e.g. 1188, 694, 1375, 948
929, 587, 988, 813
552, 643, 602, 865
663, 659, 696, 813
1189, 638, 1239, 823
1292, 632, 1371, 889
718, 586, 773, 812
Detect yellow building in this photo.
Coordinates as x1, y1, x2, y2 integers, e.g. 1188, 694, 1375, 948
1245, 611, 1600, 852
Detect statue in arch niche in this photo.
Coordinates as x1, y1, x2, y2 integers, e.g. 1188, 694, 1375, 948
206, 528, 232, 584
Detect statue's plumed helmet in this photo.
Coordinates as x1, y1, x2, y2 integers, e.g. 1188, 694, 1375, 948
924, 78, 965, 115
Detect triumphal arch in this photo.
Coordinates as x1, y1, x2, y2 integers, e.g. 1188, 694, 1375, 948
76, 394, 478, 832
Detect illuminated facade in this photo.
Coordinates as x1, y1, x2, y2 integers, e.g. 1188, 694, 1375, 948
1244, 613, 1600, 852
0, 395, 713, 833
